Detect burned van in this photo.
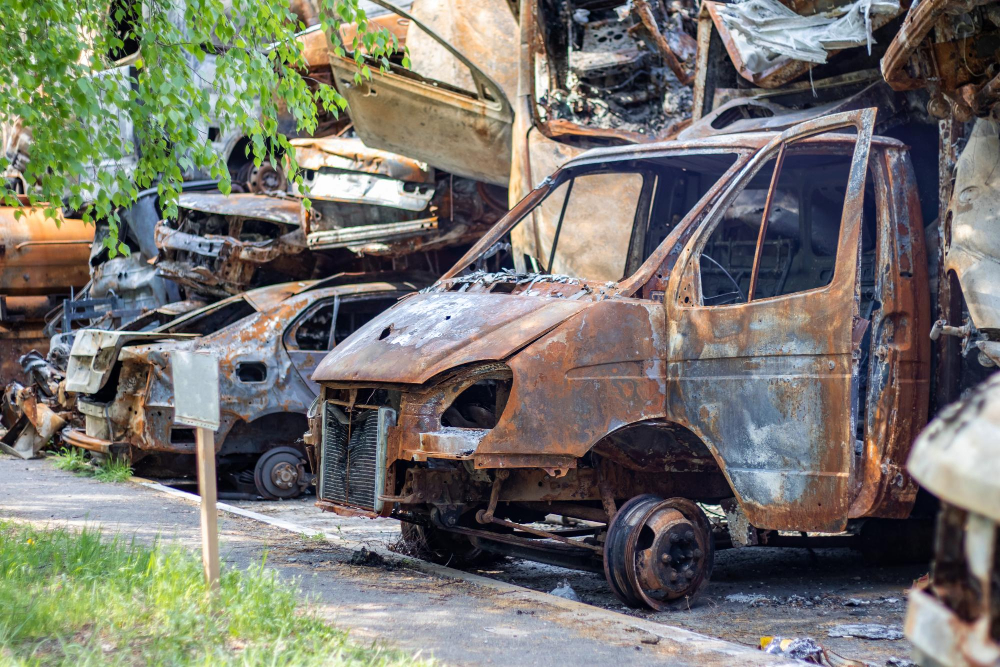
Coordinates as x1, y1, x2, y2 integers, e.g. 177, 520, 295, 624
307, 109, 933, 608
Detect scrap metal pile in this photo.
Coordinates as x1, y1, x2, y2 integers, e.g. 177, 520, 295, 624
3, 0, 1000, 652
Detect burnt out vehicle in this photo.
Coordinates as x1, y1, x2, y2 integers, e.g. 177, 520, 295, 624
306, 108, 941, 608
64, 275, 421, 498
154, 192, 314, 298
905, 373, 1000, 667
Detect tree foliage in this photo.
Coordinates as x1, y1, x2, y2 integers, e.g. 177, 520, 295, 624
0, 0, 404, 255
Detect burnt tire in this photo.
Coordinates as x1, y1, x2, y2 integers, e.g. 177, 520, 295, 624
253, 446, 308, 500
399, 521, 497, 567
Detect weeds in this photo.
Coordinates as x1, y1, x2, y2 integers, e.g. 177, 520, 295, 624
93, 456, 133, 483
48, 448, 133, 483
0, 521, 428, 666
49, 447, 89, 473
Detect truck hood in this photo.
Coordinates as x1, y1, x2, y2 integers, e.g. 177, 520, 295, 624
65, 330, 197, 395
312, 292, 589, 385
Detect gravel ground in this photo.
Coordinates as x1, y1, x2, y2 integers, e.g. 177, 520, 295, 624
230, 495, 924, 667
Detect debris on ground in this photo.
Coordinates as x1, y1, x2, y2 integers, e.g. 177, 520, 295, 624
549, 580, 581, 602
349, 546, 399, 570
760, 636, 870, 666
827, 624, 904, 640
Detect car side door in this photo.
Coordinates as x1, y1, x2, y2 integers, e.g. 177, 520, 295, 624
327, 0, 513, 186
664, 109, 876, 533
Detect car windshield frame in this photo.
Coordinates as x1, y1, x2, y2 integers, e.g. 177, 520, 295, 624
439, 148, 750, 289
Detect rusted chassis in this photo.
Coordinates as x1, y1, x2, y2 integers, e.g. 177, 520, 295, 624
314, 128, 929, 537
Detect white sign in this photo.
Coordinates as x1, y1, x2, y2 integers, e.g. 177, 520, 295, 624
172, 351, 220, 430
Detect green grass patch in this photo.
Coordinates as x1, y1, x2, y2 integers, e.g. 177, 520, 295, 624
47, 448, 133, 483
92, 457, 133, 483
48, 448, 89, 474
0, 522, 427, 666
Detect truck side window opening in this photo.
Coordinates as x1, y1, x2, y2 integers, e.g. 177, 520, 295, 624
639, 154, 740, 264
698, 136, 866, 306
497, 154, 740, 283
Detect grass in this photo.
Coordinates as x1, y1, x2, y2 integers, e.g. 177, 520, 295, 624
48, 448, 89, 474
49, 448, 132, 483
0, 521, 428, 666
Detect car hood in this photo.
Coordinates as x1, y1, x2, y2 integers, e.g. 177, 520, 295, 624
65, 330, 198, 395
312, 292, 589, 385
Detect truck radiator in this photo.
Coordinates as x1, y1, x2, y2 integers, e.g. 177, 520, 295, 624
318, 403, 394, 513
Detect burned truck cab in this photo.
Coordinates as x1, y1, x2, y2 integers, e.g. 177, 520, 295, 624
308, 109, 931, 609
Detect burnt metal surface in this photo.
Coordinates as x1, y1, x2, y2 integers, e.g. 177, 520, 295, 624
328, 0, 514, 186
882, 0, 1000, 121
154, 193, 310, 297
941, 119, 1000, 339
0, 205, 93, 381
313, 113, 931, 549
905, 372, 1000, 667
705, 0, 903, 90
295, 136, 508, 256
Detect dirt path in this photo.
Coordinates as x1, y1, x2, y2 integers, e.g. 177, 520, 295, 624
0, 455, 788, 667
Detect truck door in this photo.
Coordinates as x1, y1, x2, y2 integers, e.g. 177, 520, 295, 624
665, 109, 876, 533
327, 0, 513, 186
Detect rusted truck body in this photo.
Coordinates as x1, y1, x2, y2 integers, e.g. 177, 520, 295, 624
308, 108, 934, 607
905, 372, 1000, 667
63, 276, 419, 497
0, 202, 93, 382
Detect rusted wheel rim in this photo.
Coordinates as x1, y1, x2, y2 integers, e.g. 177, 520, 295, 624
604, 496, 714, 610
254, 447, 306, 500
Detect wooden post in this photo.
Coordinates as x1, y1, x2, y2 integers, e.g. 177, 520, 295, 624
195, 426, 220, 590
171, 350, 221, 592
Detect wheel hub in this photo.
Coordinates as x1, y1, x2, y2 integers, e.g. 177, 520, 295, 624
253, 447, 308, 500
270, 461, 298, 490
604, 495, 715, 610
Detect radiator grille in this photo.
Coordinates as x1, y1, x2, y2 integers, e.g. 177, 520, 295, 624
318, 403, 393, 512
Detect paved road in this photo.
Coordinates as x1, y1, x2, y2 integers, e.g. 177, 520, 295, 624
0, 455, 789, 667
228, 495, 925, 666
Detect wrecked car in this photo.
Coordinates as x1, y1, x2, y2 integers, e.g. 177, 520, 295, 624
293, 136, 508, 256
154, 192, 312, 298
64, 275, 421, 498
905, 372, 1000, 667
307, 108, 941, 608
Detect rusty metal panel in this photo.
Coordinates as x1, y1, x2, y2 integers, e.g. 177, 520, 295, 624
327, 0, 513, 185
0, 206, 92, 296
291, 136, 434, 183
847, 147, 931, 520
662, 110, 876, 532
175, 193, 304, 225
473, 299, 667, 464
312, 291, 589, 385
